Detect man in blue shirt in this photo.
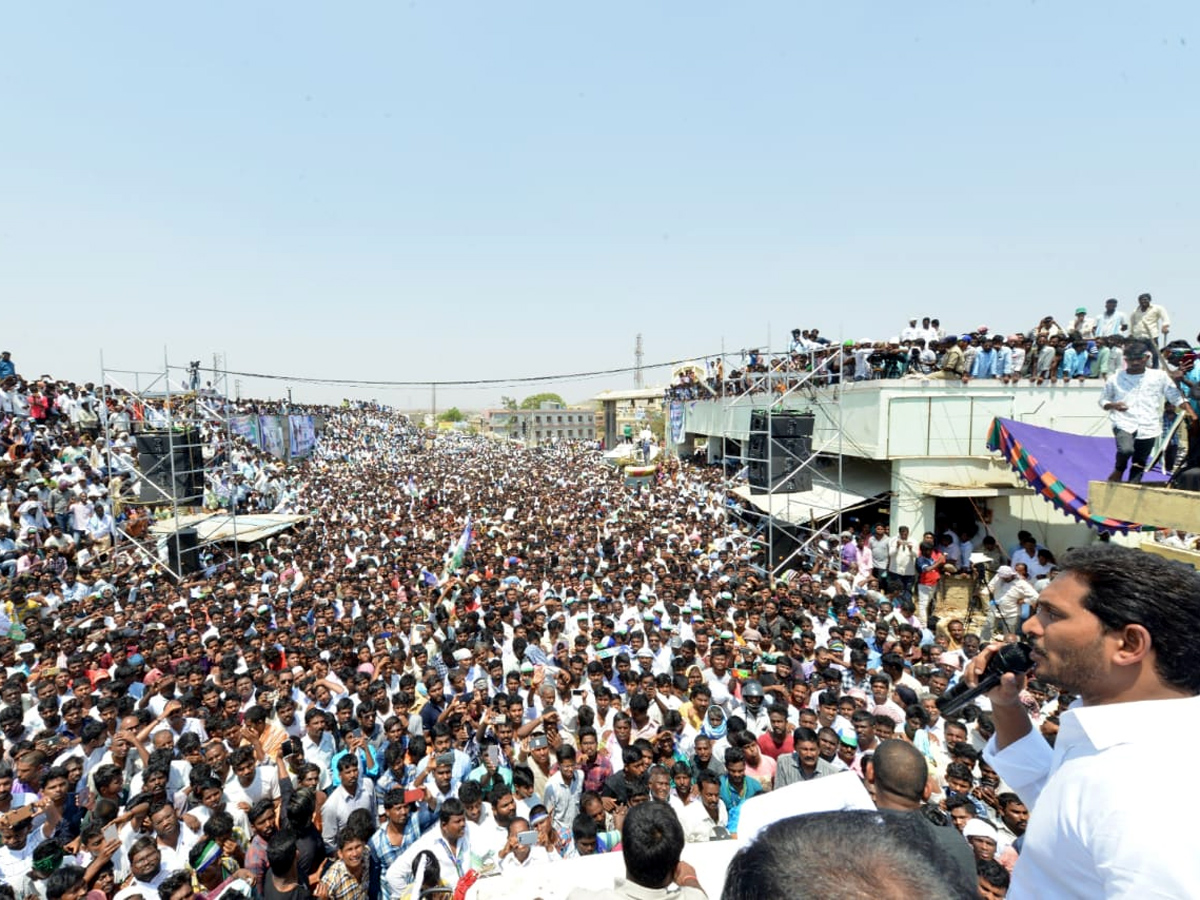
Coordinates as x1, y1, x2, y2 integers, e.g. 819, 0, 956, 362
718, 747, 762, 835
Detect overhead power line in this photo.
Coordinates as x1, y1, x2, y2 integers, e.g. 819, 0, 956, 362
149, 351, 730, 390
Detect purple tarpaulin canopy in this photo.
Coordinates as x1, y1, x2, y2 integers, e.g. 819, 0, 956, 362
987, 417, 1166, 532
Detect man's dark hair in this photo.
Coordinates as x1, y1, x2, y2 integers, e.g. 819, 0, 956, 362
976, 858, 1010, 890
944, 795, 976, 817
1060, 545, 1200, 692
792, 726, 819, 745
458, 780, 482, 806
79, 719, 106, 746
731, 731, 756, 750
944, 762, 974, 785
511, 766, 534, 791
283, 789, 315, 831
383, 787, 407, 809
267, 830, 297, 876
344, 808, 376, 841
249, 797, 275, 824
627, 776, 650, 802
45, 865, 85, 900
721, 809, 975, 900
621, 801, 686, 889
572, 813, 599, 842
158, 871, 193, 900
203, 811, 234, 842
438, 797, 465, 827
996, 792, 1022, 810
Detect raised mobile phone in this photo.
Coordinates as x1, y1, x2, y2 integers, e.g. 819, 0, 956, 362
517, 830, 539, 846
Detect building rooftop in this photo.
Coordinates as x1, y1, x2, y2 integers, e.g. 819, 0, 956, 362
593, 386, 667, 401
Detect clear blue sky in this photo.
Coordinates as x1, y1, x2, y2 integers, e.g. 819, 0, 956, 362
3, 3, 1197, 409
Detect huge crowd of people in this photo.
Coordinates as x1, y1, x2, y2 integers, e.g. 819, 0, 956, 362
0, 334, 1193, 900
666, 293, 1198, 401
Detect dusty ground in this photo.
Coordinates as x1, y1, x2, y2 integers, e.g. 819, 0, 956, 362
933, 574, 985, 631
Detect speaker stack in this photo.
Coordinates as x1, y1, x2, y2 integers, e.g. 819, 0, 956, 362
748, 411, 814, 494
167, 527, 201, 576
135, 430, 205, 504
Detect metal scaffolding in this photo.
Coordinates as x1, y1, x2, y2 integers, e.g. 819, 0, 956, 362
99, 350, 241, 581
706, 341, 852, 579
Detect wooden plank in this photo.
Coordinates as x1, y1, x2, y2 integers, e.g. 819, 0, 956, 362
1088, 481, 1200, 533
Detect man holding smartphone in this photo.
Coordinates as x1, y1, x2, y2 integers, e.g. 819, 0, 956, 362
498, 816, 551, 872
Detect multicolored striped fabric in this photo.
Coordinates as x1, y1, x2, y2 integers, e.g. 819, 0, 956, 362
986, 417, 1164, 533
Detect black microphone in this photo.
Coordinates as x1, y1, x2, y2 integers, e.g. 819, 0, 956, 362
936, 642, 1035, 718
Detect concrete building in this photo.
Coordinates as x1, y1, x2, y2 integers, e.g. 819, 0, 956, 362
482, 402, 596, 447
670, 379, 1122, 556
593, 387, 666, 449
1091, 482, 1200, 568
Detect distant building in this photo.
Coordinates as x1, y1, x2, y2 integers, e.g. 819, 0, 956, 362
482, 401, 596, 447
592, 387, 666, 449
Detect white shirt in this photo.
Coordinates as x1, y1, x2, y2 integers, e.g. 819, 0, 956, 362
0, 840, 37, 886
1129, 304, 1170, 341
157, 821, 203, 872
542, 769, 584, 833
320, 778, 378, 850
1100, 368, 1185, 438
466, 817, 509, 869
224, 765, 281, 809
986, 575, 1039, 621
301, 732, 336, 789
985, 694, 1200, 899
499, 845, 553, 872
680, 798, 728, 842
887, 536, 917, 576
1095, 310, 1128, 337
386, 827, 471, 894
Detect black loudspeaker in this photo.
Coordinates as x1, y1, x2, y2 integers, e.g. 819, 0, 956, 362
749, 452, 813, 493
136, 430, 204, 504
748, 414, 814, 494
771, 414, 814, 439
167, 527, 200, 576
749, 411, 814, 436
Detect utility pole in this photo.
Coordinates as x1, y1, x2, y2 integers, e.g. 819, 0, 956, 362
431, 383, 437, 424
234, 379, 242, 401
635, 333, 644, 389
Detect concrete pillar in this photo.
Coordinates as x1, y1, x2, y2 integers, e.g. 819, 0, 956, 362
889, 459, 935, 538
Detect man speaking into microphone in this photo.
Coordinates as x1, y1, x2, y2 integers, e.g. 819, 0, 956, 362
967, 545, 1200, 898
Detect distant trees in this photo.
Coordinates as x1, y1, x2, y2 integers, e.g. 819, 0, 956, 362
437, 407, 465, 423
520, 392, 565, 409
